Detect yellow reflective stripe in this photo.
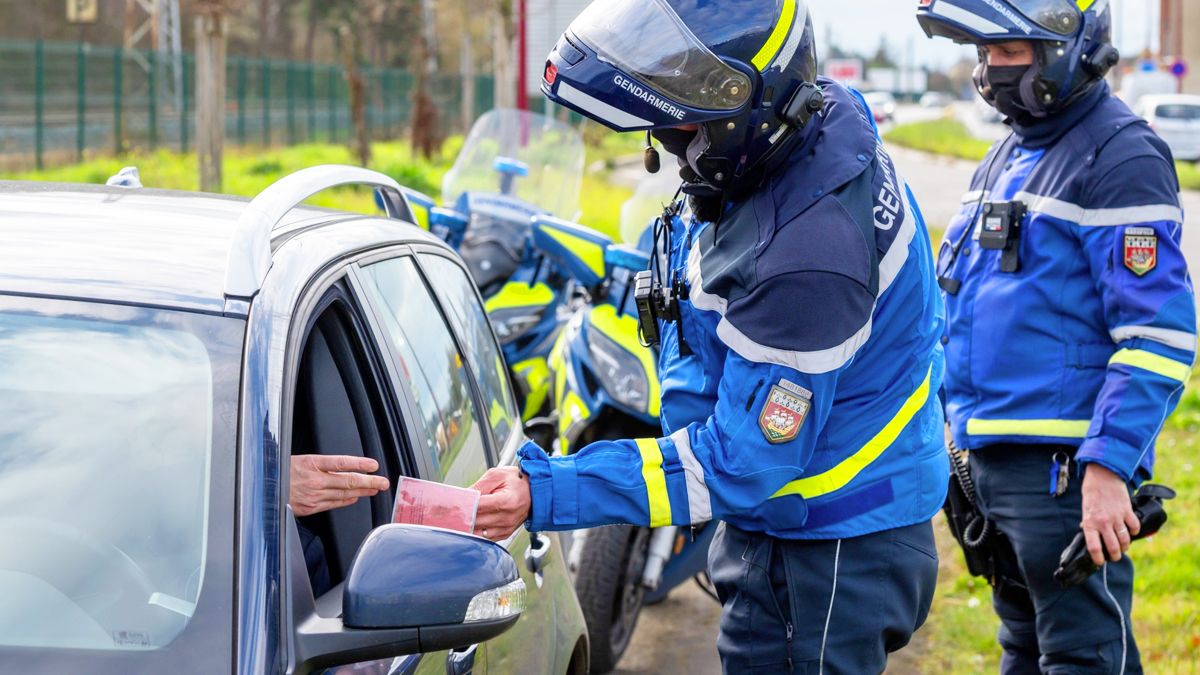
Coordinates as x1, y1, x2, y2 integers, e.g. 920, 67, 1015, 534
587, 304, 661, 417
751, 0, 797, 71
1077, 0, 1097, 10
966, 418, 1091, 438
541, 226, 606, 282
636, 438, 673, 527
1109, 348, 1193, 383
557, 389, 590, 455
484, 282, 554, 313
772, 366, 932, 500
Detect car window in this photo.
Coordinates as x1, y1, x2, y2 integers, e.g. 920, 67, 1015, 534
419, 254, 520, 447
359, 257, 491, 488
1155, 103, 1200, 120
0, 302, 239, 657
290, 292, 400, 595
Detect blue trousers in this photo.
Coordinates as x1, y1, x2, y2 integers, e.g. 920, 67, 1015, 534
970, 444, 1141, 674
707, 520, 938, 674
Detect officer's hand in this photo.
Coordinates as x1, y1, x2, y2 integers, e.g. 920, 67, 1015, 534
472, 467, 531, 541
290, 455, 390, 517
1080, 463, 1140, 566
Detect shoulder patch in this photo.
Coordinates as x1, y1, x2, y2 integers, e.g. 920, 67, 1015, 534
758, 380, 812, 444
1124, 227, 1157, 276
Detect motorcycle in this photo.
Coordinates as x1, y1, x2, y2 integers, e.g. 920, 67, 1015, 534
530, 210, 717, 674
439, 109, 587, 425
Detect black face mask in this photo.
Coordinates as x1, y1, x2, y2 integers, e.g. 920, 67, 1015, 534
983, 64, 1036, 125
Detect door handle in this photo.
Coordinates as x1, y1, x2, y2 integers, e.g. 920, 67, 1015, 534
447, 643, 478, 675
525, 531, 551, 574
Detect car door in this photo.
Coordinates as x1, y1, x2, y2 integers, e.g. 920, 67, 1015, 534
353, 253, 558, 675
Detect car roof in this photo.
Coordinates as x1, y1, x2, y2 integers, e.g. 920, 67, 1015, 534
1140, 94, 1200, 107
0, 181, 441, 314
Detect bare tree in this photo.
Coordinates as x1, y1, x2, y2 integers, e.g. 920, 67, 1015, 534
489, 0, 515, 110
339, 23, 371, 166
196, 0, 227, 192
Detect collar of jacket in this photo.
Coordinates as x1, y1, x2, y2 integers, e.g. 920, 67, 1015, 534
1009, 81, 1109, 149
767, 81, 879, 227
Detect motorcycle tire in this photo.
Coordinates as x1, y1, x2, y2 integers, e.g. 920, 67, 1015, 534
573, 524, 652, 674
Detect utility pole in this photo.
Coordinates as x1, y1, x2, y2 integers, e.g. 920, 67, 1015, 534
196, 0, 227, 192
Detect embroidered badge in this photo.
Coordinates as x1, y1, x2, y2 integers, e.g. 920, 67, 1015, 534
1124, 227, 1157, 276
758, 379, 812, 444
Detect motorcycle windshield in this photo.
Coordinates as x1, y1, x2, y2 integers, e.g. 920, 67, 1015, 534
618, 170, 682, 245
442, 109, 585, 220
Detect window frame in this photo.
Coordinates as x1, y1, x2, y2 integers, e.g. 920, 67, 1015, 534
411, 245, 523, 453
348, 250, 504, 472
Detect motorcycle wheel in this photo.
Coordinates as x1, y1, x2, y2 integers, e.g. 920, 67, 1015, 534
573, 524, 651, 673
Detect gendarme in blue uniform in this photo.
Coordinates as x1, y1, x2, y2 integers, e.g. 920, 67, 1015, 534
939, 82, 1196, 482
519, 82, 949, 542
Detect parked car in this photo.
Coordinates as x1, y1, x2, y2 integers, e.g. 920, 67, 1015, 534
862, 91, 897, 123
1135, 94, 1200, 162
920, 91, 953, 109
0, 167, 588, 675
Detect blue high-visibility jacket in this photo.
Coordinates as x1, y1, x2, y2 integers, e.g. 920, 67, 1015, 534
939, 84, 1196, 483
519, 82, 949, 539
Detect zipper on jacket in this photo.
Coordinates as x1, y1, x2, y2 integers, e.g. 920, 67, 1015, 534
745, 379, 766, 411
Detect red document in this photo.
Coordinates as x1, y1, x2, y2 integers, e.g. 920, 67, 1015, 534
392, 476, 480, 534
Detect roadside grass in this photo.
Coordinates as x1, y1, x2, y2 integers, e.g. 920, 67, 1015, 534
920, 372, 1200, 673
1, 137, 630, 240
886, 118, 1200, 191
884, 118, 992, 163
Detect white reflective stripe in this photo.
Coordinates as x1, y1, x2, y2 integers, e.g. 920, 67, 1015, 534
878, 181, 918, 295
687, 185, 917, 374
555, 81, 651, 129
1014, 191, 1183, 227
1110, 325, 1198, 352
932, 2, 1006, 34
960, 189, 989, 204
668, 429, 713, 524
769, 2, 807, 72
716, 313, 874, 374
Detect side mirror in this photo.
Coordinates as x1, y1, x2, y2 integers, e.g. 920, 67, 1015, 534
531, 215, 613, 289
288, 518, 525, 674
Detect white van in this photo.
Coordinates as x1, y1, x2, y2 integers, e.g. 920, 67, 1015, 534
1135, 95, 1200, 162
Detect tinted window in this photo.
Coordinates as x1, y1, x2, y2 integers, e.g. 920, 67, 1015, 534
420, 254, 519, 446
360, 258, 491, 487
1155, 103, 1200, 120
0, 307, 234, 653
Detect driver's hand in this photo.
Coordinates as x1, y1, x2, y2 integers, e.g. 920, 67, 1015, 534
290, 455, 390, 517
472, 467, 531, 541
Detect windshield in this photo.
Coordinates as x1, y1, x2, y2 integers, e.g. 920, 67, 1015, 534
0, 300, 239, 655
442, 109, 585, 220
618, 170, 682, 245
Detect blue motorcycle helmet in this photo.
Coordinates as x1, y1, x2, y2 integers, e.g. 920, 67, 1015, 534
917, 0, 1119, 121
541, 0, 824, 194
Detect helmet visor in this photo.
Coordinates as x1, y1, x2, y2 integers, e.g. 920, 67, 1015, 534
1013, 0, 1080, 36
569, 0, 753, 111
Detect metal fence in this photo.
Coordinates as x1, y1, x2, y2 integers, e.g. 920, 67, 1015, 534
0, 39, 496, 171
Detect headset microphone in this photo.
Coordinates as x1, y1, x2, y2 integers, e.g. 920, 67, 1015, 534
644, 131, 661, 174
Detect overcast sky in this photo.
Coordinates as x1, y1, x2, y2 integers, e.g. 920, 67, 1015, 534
806, 0, 1158, 69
